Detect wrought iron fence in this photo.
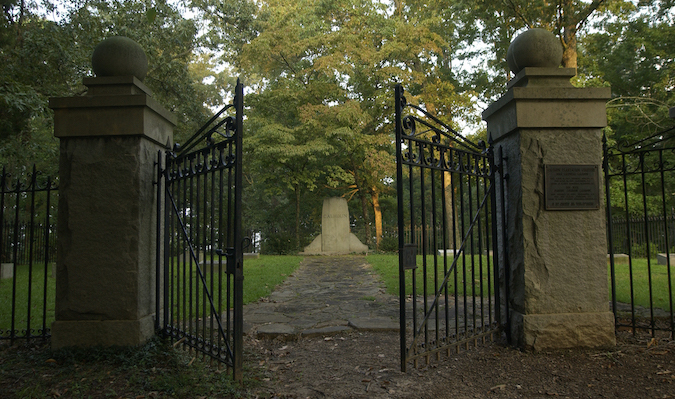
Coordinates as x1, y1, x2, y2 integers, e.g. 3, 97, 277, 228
604, 126, 675, 338
0, 165, 58, 343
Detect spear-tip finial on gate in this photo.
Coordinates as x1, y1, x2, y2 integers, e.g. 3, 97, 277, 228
91, 36, 148, 81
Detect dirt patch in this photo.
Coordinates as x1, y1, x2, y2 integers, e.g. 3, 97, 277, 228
1, 331, 675, 398
246, 331, 675, 398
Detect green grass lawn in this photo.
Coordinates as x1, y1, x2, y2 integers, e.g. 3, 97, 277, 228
162, 255, 304, 321
366, 253, 495, 297
243, 255, 302, 304
611, 258, 675, 311
1, 256, 303, 334
7, 254, 675, 333
0, 263, 55, 333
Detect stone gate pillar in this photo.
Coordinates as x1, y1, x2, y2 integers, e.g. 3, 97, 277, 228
49, 37, 175, 348
482, 29, 615, 350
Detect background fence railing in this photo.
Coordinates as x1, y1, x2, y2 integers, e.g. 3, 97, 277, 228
608, 214, 675, 257
2, 222, 57, 265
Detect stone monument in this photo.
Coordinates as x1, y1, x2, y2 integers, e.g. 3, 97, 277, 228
49, 36, 175, 349
302, 197, 369, 255
483, 28, 615, 350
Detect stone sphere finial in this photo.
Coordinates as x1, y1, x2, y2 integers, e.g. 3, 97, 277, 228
506, 28, 563, 74
92, 36, 148, 81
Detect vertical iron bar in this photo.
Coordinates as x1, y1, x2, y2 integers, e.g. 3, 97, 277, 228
621, 153, 636, 333
430, 159, 439, 358
487, 146, 497, 328
477, 154, 486, 331
41, 176, 53, 338
26, 166, 37, 341
164, 156, 172, 336
10, 177, 21, 342
459, 153, 467, 338
156, 151, 162, 332
450, 155, 459, 340
659, 149, 675, 336
217, 146, 225, 362
441, 164, 450, 342
209, 146, 216, 356
498, 146, 510, 339
419, 143, 429, 361
233, 79, 244, 382
394, 84, 407, 372
604, 136, 618, 327
639, 153, 655, 336
468, 155, 476, 334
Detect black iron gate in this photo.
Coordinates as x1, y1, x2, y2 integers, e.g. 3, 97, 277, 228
156, 81, 244, 380
604, 126, 675, 338
395, 85, 505, 370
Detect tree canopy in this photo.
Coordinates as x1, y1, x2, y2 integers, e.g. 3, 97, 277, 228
0, 0, 672, 250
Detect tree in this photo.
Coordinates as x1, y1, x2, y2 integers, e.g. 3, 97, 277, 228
578, 1, 675, 218
211, 0, 481, 251
0, 0, 221, 174
579, 3, 674, 141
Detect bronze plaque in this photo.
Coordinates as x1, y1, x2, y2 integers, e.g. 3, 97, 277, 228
544, 164, 600, 210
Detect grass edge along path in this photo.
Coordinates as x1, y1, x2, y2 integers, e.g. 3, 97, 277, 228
243, 255, 302, 304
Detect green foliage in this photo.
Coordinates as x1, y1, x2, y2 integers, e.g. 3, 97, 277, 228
630, 241, 660, 260
0, 0, 223, 173
579, 5, 674, 140
378, 235, 399, 253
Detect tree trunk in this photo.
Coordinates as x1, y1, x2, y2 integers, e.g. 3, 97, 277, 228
371, 187, 383, 251
443, 171, 461, 249
358, 189, 371, 246
561, 28, 578, 69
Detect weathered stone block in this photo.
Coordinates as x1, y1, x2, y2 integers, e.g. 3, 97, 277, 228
51, 315, 155, 349
513, 311, 616, 351
657, 253, 675, 265
0, 263, 13, 279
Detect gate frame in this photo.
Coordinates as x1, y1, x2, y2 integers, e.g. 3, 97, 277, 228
604, 125, 675, 338
395, 84, 505, 371
155, 81, 244, 380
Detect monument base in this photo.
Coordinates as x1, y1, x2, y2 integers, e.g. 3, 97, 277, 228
511, 311, 615, 351
301, 233, 368, 255
51, 315, 154, 349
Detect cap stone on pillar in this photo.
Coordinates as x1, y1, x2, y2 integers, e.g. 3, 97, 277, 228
506, 28, 563, 74
92, 36, 148, 81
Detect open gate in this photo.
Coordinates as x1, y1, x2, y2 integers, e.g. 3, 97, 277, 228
395, 85, 506, 371
155, 81, 244, 380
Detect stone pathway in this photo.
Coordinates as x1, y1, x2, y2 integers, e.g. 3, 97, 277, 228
243, 256, 400, 339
